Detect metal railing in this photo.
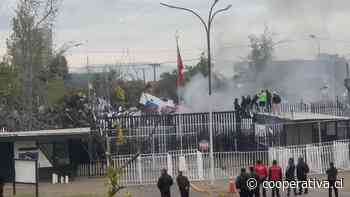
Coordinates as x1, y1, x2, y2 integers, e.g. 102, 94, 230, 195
77, 139, 350, 186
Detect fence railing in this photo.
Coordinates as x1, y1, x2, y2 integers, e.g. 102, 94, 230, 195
77, 160, 107, 177
98, 101, 348, 155
77, 139, 350, 185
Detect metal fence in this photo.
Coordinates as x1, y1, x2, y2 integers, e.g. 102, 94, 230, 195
98, 101, 348, 155
77, 139, 350, 185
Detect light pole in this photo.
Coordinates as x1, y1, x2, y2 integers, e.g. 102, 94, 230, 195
309, 34, 321, 58
161, 0, 231, 184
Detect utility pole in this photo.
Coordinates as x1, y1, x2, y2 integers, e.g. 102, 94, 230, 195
344, 62, 350, 106
161, 0, 232, 184
309, 34, 321, 58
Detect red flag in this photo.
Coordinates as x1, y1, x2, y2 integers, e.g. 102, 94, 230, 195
177, 41, 184, 87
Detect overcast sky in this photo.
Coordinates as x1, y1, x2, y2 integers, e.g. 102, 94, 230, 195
1, 0, 350, 73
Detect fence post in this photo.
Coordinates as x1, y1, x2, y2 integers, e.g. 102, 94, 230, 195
137, 155, 142, 184
167, 153, 173, 177
209, 111, 215, 184
318, 122, 322, 144
197, 151, 204, 180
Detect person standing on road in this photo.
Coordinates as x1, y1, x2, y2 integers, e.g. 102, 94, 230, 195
285, 158, 297, 197
249, 166, 259, 197
176, 171, 190, 197
236, 168, 250, 197
296, 157, 309, 195
0, 176, 4, 197
254, 160, 268, 197
326, 162, 338, 197
269, 160, 282, 197
157, 169, 173, 197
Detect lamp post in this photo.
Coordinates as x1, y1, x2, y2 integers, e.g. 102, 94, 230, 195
161, 0, 231, 184
309, 34, 321, 58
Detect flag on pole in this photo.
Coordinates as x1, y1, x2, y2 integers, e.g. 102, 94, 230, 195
176, 38, 185, 87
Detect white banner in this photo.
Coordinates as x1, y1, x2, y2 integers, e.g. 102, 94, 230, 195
15, 160, 37, 184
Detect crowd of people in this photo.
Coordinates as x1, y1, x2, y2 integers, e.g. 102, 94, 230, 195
156, 158, 339, 197
234, 90, 282, 118
236, 158, 339, 197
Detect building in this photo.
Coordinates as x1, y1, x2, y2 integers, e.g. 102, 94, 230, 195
255, 112, 350, 146
0, 128, 91, 181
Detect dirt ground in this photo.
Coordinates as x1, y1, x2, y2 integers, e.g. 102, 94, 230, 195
4, 171, 350, 197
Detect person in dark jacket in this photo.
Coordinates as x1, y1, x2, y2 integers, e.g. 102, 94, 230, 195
296, 157, 309, 195
285, 158, 297, 197
236, 168, 250, 197
266, 90, 272, 112
234, 98, 241, 112
326, 162, 338, 197
249, 166, 259, 197
252, 95, 259, 112
241, 96, 247, 117
157, 169, 173, 197
176, 171, 190, 197
246, 95, 252, 113
269, 160, 282, 197
0, 176, 4, 197
272, 92, 281, 114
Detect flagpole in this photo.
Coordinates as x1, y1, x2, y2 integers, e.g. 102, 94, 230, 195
176, 31, 184, 156
175, 31, 180, 104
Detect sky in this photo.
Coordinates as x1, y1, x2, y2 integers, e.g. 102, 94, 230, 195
1, 0, 350, 75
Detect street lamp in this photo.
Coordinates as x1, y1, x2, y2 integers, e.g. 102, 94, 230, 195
309, 34, 321, 58
161, 0, 232, 184
160, 0, 232, 95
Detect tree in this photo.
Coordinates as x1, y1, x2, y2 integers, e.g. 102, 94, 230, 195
0, 60, 20, 102
247, 27, 274, 75
158, 70, 178, 102
187, 52, 209, 78
115, 86, 126, 108
48, 55, 69, 79
6, 0, 59, 130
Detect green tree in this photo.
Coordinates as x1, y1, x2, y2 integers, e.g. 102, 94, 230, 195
115, 86, 126, 107
0, 60, 20, 105
186, 52, 209, 78
6, 0, 59, 130
48, 55, 69, 79
158, 70, 178, 102
247, 27, 274, 75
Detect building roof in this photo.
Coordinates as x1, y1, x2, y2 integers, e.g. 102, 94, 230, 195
0, 128, 90, 141
259, 112, 350, 121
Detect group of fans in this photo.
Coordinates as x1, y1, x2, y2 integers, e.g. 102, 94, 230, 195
156, 157, 338, 197
236, 158, 339, 197
234, 90, 282, 118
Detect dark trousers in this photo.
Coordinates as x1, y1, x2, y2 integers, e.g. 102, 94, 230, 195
271, 186, 280, 197
329, 180, 338, 197
286, 180, 297, 196
258, 178, 267, 197
161, 191, 171, 197
180, 189, 189, 197
240, 191, 249, 197
249, 189, 259, 197
298, 178, 308, 194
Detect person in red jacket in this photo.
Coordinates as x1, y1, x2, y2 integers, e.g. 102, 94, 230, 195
254, 160, 268, 197
269, 160, 282, 197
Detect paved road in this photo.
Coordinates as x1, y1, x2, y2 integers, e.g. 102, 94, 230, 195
4, 179, 350, 197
